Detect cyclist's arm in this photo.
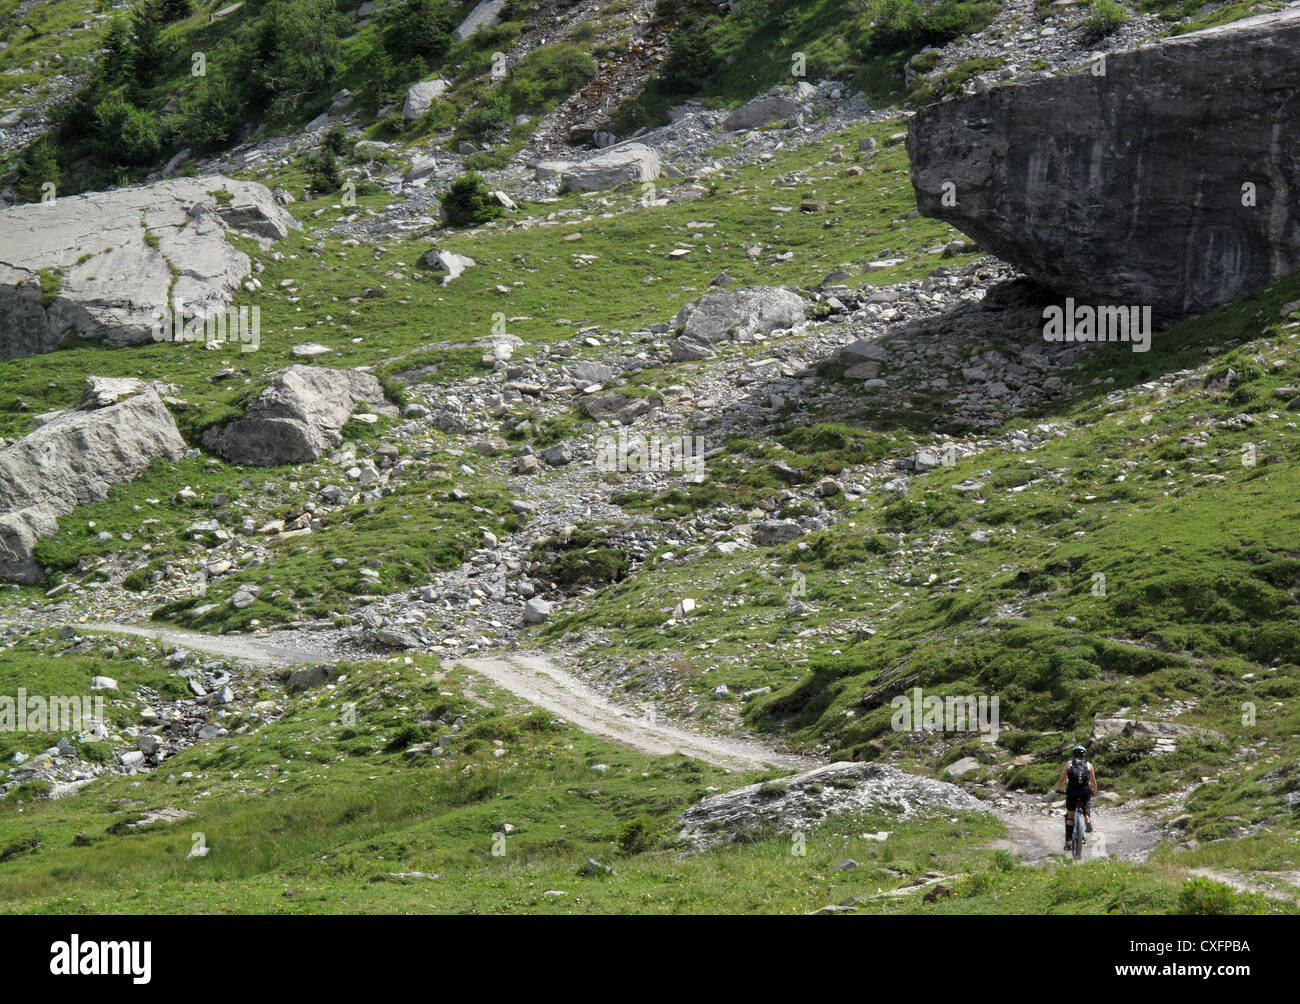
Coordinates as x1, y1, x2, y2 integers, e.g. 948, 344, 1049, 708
1055, 763, 1068, 793
1088, 763, 1098, 795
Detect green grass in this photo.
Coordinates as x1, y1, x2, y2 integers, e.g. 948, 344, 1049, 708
31, 441, 520, 634
2, 643, 1287, 914
1141, 0, 1285, 34
0, 631, 193, 764
535, 270, 1300, 828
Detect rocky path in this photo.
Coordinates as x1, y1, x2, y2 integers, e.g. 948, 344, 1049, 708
987, 791, 1164, 863
74, 621, 337, 668
453, 653, 814, 771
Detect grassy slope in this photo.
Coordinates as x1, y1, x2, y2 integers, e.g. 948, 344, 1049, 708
536, 272, 1300, 846
12, 116, 973, 627
0, 640, 1288, 914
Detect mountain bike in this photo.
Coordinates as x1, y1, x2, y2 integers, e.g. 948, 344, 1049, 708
1070, 806, 1089, 861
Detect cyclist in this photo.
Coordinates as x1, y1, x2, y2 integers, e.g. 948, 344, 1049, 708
1055, 744, 1097, 852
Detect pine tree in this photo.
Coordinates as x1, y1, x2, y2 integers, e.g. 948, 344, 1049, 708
129, 0, 165, 89
13, 139, 60, 204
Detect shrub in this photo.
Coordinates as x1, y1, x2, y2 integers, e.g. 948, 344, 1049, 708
322, 123, 349, 156
617, 818, 654, 855
502, 44, 598, 114
1081, 0, 1128, 39
128, 0, 167, 89
13, 139, 60, 203
78, 742, 114, 765
656, 14, 723, 94
455, 92, 511, 143
304, 148, 342, 194
440, 172, 505, 227
92, 95, 161, 166
1174, 877, 1243, 915
872, 0, 1000, 51
176, 72, 244, 151
381, 0, 455, 66
102, 14, 132, 80
249, 0, 343, 117
385, 723, 425, 752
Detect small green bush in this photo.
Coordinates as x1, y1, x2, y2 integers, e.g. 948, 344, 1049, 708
1081, 0, 1128, 39
440, 172, 505, 227
385, 724, 425, 752
617, 817, 654, 855
93, 95, 161, 167
304, 148, 342, 194
1173, 877, 1243, 915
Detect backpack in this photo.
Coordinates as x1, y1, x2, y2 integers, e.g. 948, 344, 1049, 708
1067, 759, 1090, 793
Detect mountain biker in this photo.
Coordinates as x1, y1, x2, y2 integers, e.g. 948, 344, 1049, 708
1055, 744, 1097, 852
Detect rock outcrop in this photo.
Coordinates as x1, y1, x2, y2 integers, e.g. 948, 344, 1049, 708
0, 385, 186, 583
451, 0, 504, 42
558, 143, 660, 192
403, 79, 450, 120
907, 9, 1300, 319
670, 286, 806, 360
676, 761, 989, 850
202, 365, 396, 466
723, 94, 798, 132
0, 176, 297, 359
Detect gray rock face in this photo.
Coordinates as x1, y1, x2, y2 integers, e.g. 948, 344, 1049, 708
669, 330, 715, 362
723, 94, 798, 132
675, 286, 806, 345
676, 761, 989, 850
403, 79, 450, 120
0, 177, 297, 359
0, 387, 186, 583
560, 143, 660, 192
451, 0, 505, 42
753, 519, 804, 546
838, 339, 889, 368
202, 365, 394, 466
908, 9, 1300, 319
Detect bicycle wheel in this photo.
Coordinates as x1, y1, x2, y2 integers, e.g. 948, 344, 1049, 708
1072, 817, 1084, 860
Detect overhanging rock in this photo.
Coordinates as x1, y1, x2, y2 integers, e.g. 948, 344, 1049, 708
907, 9, 1300, 320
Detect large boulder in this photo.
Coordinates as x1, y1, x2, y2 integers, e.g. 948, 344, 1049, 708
907, 9, 1300, 320
0, 386, 186, 583
559, 143, 660, 193
202, 366, 396, 466
403, 79, 450, 120
0, 177, 297, 359
673, 286, 806, 350
723, 94, 798, 132
451, 0, 505, 42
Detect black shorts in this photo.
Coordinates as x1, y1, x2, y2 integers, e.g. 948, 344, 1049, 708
1066, 791, 1091, 813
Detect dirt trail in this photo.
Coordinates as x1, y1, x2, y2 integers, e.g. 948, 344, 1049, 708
452, 654, 815, 772
989, 791, 1164, 863
70, 621, 337, 667
58, 624, 1173, 863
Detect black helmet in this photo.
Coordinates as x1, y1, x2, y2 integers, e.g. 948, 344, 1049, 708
1072, 745, 1087, 758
